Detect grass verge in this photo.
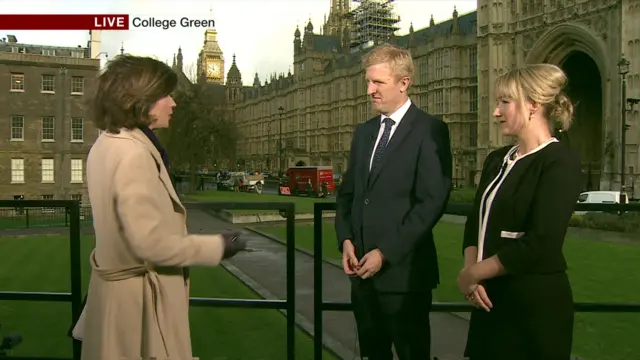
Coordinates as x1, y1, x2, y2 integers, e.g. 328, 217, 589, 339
0, 234, 336, 359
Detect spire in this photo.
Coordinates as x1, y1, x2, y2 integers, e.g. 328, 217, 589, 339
120, 42, 124, 55
430, 14, 435, 27
176, 47, 183, 69
172, 54, 176, 67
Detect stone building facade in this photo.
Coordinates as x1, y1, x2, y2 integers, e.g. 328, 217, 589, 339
187, 0, 640, 193
230, 6, 480, 187
0, 34, 101, 203
475, 0, 640, 192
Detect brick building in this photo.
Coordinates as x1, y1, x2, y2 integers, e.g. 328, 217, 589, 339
0, 33, 101, 204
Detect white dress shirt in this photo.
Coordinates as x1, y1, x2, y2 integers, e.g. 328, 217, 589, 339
369, 98, 412, 170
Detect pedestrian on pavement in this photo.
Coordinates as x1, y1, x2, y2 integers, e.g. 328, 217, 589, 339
458, 63, 581, 360
335, 43, 453, 360
72, 54, 247, 360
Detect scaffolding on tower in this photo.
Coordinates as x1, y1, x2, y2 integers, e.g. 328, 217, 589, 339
344, 0, 401, 50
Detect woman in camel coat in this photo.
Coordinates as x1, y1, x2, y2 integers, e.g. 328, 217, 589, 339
72, 54, 246, 360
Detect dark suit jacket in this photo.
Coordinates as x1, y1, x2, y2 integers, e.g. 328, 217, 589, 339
335, 102, 452, 292
462, 140, 583, 274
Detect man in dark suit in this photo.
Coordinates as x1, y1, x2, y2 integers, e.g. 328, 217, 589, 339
335, 44, 452, 360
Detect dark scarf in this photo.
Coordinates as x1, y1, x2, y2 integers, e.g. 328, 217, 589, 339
140, 126, 170, 172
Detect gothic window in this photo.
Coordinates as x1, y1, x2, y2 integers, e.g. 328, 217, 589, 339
469, 48, 478, 77
435, 90, 444, 114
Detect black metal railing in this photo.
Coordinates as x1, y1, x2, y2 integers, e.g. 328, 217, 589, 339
0, 200, 83, 360
312, 201, 640, 359
0, 200, 296, 360
3, 199, 640, 360
0, 206, 93, 230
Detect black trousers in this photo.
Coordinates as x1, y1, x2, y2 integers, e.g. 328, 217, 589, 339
351, 278, 432, 360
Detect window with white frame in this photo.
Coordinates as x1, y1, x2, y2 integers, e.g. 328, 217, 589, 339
41, 74, 55, 92
71, 50, 84, 58
11, 158, 25, 183
41, 49, 55, 56
71, 118, 83, 141
42, 116, 55, 141
10, 73, 24, 91
11, 115, 24, 140
71, 76, 84, 94
41, 194, 55, 213
41, 158, 54, 183
71, 159, 83, 183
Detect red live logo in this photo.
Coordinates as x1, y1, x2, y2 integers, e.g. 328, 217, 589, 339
93, 15, 129, 30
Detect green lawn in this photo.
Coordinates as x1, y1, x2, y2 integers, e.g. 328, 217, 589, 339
257, 221, 640, 360
0, 235, 336, 360
185, 190, 334, 214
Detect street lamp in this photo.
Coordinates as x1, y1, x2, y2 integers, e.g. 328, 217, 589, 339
278, 106, 284, 176
267, 122, 271, 171
93, 51, 108, 60
617, 55, 630, 192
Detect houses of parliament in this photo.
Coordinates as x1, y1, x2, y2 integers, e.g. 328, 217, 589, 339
175, 0, 640, 192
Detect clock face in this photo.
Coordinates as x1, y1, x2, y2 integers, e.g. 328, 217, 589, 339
206, 61, 220, 78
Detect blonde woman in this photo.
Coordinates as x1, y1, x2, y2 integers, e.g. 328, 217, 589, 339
457, 64, 581, 360
74, 55, 247, 360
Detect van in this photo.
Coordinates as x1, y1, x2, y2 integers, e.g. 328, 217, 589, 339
575, 191, 628, 215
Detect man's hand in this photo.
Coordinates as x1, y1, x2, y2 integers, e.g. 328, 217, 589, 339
341, 239, 359, 275
356, 249, 384, 279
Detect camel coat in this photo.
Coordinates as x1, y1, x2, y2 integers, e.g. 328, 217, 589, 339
74, 128, 226, 360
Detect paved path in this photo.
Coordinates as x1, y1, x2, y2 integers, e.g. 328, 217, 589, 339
187, 209, 470, 360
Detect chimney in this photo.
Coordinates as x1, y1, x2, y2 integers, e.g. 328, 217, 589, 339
89, 30, 101, 59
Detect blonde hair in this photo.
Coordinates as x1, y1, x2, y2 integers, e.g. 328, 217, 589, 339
362, 44, 414, 81
494, 64, 574, 131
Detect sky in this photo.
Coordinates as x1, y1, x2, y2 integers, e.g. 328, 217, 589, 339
1, 0, 477, 86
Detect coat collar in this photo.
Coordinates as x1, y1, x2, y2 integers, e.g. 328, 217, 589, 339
106, 128, 184, 214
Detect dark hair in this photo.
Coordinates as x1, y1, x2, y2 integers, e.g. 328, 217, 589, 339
87, 54, 178, 133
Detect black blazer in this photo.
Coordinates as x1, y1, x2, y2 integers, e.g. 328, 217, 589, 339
335, 102, 452, 292
462, 140, 583, 275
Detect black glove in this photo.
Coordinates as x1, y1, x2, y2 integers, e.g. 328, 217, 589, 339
221, 231, 247, 259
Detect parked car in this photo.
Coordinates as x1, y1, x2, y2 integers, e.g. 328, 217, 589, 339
217, 172, 265, 194
575, 190, 628, 215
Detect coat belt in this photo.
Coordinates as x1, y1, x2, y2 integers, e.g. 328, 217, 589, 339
72, 250, 173, 357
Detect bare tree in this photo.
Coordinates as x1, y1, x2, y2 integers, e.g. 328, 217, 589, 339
182, 62, 199, 83
157, 79, 238, 192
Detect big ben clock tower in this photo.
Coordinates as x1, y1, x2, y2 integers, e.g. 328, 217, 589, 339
197, 19, 224, 84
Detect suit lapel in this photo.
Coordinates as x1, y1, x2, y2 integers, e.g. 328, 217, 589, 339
361, 120, 380, 189
368, 104, 418, 188
125, 129, 185, 214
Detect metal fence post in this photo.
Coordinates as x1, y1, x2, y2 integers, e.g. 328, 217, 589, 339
68, 201, 83, 360
313, 203, 324, 360
285, 203, 296, 360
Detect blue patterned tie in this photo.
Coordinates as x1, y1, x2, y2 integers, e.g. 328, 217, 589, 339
370, 117, 396, 172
